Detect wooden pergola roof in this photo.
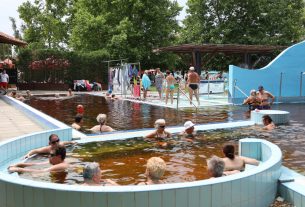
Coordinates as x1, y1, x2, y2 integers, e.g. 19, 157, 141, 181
0, 32, 27, 46
153, 43, 287, 54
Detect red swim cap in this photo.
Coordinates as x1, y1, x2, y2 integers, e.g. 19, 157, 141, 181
77, 105, 84, 114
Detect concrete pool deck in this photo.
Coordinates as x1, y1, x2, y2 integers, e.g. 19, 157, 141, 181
0, 97, 44, 142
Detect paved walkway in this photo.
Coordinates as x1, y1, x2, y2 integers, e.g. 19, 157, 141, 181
0, 97, 44, 142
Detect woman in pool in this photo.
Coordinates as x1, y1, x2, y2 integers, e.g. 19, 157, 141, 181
165, 70, 176, 105
138, 157, 166, 185
262, 115, 275, 130
222, 144, 259, 172
243, 89, 260, 111
145, 119, 171, 147
89, 114, 114, 133
82, 162, 118, 186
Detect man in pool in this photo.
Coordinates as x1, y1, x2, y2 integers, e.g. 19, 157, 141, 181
71, 114, 83, 131
9, 146, 69, 173
82, 162, 118, 186
257, 85, 274, 109
207, 156, 239, 178
23, 134, 75, 159
187, 66, 200, 106
180, 121, 197, 142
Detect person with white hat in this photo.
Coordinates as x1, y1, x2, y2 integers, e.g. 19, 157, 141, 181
187, 66, 200, 106
180, 121, 196, 142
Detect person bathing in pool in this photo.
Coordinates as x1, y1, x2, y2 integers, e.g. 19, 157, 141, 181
145, 119, 172, 148
23, 134, 75, 159
138, 157, 166, 185
9, 146, 69, 173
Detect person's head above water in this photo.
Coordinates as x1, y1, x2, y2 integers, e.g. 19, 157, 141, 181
222, 144, 235, 160
83, 162, 101, 184
154, 119, 166, 129
207, 156, 225, 178
96, 114, 107, 124
262, 115, 273, 125
146, 157, 166, 180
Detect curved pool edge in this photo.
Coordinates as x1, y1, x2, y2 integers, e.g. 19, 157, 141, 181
0, 134, 282, 207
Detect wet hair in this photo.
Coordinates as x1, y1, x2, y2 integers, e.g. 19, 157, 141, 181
75, 115, 83, 123
49, 134, 59, 142
207, 156, 225, 178
223, 144, 235, 160
263, 115, 273, 124
54, 146, 66, 160
96, 114, 107, 124
154, 119, 166, 128
83, 162, 100, 180
146, 157, 166, 180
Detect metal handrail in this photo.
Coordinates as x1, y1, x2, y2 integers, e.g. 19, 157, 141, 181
234, 85, 249, 98
177, 87, 199, 123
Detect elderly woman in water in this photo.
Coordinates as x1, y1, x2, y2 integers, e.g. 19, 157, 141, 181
145, 119, 171, 147
138, 157, 166, 185
89, 114, 114, 133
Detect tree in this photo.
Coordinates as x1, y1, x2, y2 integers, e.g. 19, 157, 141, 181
70, 0, 182, 68
180, 0, 305, 70
182, 0, 305, 45
18, 0, 73, 49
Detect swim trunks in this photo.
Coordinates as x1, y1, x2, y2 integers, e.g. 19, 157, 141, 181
189, 84, 198, 90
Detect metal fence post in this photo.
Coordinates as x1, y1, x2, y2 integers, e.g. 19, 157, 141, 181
279, 72, 283, 101
177, 87, 180, 110
233, 79, 237, 105
300, 72, 304, 97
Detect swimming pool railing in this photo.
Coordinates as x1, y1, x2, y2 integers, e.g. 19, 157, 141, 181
177, 86, 198, 122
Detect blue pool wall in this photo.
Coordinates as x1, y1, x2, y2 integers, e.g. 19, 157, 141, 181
229, 40, 305, 104
278, 166, 305, 206
0, 133, 282, 207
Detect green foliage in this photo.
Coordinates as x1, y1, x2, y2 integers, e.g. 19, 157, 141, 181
182, 0, 305, 45
18, 0, 73, 49
69, 0, 182, 68
180, 0, 305, 70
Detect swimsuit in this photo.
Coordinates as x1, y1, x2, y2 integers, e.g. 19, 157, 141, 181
189, 83, 198, 90
167, 84, 175, 90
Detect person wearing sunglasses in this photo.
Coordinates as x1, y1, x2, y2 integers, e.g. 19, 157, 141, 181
23, 134, 75, 159
8, 146, 69, 173
145, 119, 172, 147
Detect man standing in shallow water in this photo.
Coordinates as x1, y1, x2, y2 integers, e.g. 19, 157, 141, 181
257, 85, 274, 109
187, 66, 200, 106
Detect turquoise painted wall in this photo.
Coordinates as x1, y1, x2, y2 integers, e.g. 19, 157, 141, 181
229, 40, 305, 104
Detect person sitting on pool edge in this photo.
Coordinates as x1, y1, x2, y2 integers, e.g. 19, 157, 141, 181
89, 114, 114, 133
138, 157, 166, 185
145, 119, 171, 147
82, 162, 118, 186
9, 146, 69, 173
23, 134, 75, 159
180, 121, 197, 142
222, 144, 259, 172
71, 114, 83, 131
207, 156, 239, 178
262, 115, 275, 130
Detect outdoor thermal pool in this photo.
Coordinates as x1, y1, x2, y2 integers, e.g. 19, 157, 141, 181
26, 94, 305, 176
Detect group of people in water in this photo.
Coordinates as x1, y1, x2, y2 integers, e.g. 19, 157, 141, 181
8, 114, 268, 185
8, 131, 259, 185
243, 85, 275, 110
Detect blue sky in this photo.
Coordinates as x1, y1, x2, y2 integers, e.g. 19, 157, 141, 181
0, 0, 188, 36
